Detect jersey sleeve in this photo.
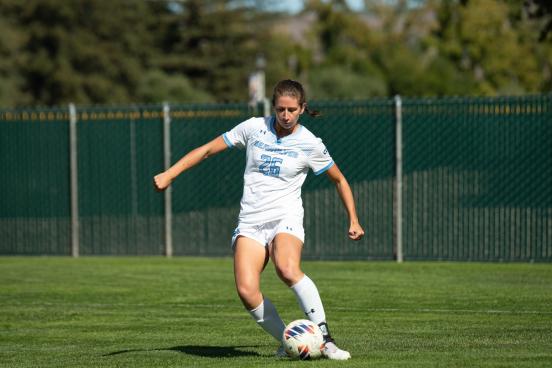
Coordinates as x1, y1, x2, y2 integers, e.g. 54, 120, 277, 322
222, 117, 256, 149
309, 138, 334, 175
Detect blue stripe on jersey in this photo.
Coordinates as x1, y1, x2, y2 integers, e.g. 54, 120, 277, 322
314, 161, 334, 175
222, 133, 233, 147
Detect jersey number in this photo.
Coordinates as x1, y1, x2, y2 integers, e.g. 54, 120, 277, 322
259, 155, 283, 177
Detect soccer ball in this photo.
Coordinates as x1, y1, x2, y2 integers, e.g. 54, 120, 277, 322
282, 319, 325, 360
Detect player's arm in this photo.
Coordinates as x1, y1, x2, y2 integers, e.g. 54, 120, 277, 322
325, 164, 365, 241
153, 135, 229, 192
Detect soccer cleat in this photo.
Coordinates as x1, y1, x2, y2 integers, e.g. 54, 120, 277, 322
317, 322, 351, 360
322, 341, 351, 360
275, 344, 289, 358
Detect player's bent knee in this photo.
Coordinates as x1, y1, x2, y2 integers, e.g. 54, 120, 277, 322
275, 265, 303, 286
236, 283, 261, 307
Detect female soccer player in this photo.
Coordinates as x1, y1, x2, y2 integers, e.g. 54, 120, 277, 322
153, 79, 364, 360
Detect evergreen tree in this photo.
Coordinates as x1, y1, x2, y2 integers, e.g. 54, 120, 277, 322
154, 0, 265, 102
0, 14, 30, 106
2, 0, 156, 105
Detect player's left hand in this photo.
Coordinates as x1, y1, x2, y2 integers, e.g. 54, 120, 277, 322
348, 223, 365, 241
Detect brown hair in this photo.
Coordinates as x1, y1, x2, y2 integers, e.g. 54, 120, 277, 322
271, 79, 320, 117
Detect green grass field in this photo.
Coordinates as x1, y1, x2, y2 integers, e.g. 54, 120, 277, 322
1, 257, 551, 367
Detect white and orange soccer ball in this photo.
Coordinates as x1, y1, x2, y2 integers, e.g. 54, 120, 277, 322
282, 319, 325, 360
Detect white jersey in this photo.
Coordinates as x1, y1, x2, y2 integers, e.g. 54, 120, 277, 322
222, 116, 334, 225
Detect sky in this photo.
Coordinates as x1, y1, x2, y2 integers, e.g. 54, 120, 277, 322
273, 0, 364, 13
167, 1, 367, 14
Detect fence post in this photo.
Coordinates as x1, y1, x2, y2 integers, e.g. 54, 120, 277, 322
394, 96, 404, 263
163, 102, 173, 257
69, 103, 79, 258
263, 97, 271, 117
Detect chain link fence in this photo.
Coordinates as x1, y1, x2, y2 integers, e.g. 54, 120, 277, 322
1, 95, 550, 261
401, 96, 552, 261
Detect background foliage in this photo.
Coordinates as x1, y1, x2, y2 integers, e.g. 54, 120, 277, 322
0, 0, 550, 107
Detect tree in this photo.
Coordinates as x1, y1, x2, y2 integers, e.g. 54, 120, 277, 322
435, 0, 542, 95
136, 69, 214, 103
359, 0, 474, 96
0, 0, 550, 107
4, 0, 157, 105
0, 15, 31, 106
299, 0, 389, 98
153, 0, 268, 102
308, 66, 387, 99
524, 0, 552, 41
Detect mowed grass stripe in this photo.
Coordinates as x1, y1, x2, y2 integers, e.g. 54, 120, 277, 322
4, 302, 552, 315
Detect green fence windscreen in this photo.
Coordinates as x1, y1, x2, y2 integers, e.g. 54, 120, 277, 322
303, 100, 395, 259
0, 95, 551, 261
402, 96, 552, 261
0, 109, 70, 254
170, 104, 251, 256
76, 106, 165, 255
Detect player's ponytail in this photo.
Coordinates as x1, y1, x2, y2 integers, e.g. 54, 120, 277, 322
272, 79, 321, 118
304, 105, 321, 118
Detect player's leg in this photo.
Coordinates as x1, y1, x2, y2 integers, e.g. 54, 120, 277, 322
290, 274, 351, 360
270, 232, 304, 287
233, 235, 286, 343
271, 231, 351, 360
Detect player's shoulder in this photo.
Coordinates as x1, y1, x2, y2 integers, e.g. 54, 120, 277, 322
297, 124, 324, 145
239, 116, 270, 130
293, 125, 329, 158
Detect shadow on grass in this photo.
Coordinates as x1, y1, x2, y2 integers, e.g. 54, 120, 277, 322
104, 345, 261, 358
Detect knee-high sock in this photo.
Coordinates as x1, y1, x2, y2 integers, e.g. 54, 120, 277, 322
248, 297, 286, 342
290, 274, 326, 325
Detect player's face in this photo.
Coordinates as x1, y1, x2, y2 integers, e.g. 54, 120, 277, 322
274, 95, 305, 133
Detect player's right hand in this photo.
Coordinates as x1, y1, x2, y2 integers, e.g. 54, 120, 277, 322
153, 172, 172, 192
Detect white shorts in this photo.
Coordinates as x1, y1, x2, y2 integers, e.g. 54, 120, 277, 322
231, 217, 305, 248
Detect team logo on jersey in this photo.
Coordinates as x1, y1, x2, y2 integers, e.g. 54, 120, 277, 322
253, 140, 298, 158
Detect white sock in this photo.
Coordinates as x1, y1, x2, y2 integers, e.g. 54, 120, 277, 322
290, 274, 326, 325
248, 297, 286, 342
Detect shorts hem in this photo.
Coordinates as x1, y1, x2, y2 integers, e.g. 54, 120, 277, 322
231, 234, 267, 250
